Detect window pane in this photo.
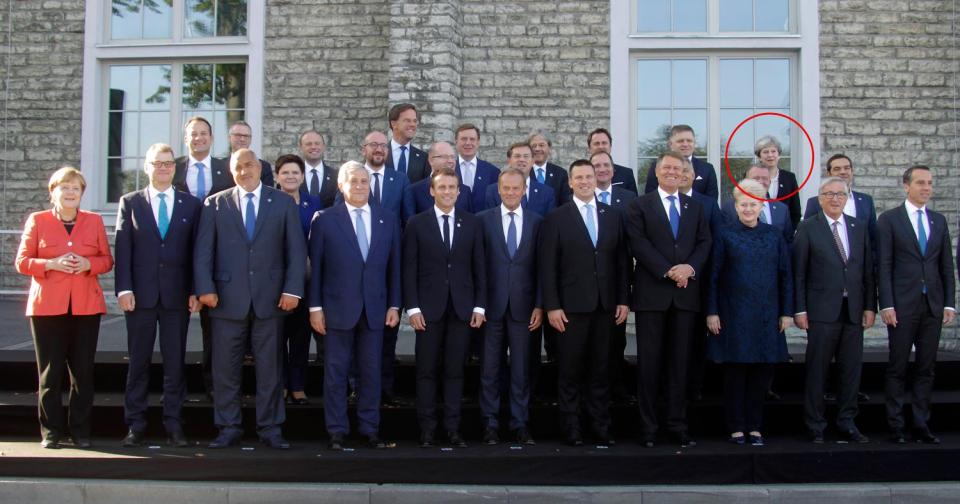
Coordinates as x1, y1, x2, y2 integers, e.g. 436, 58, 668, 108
637, 0, 670, 32
672, 109, 707, 155
122, 112, 139, 159
217, 0, 248, 37
182, 64, 214, 109
674, 0, 706, 32
720, 109, 754, 157
214, 63, 246, 108
140, 112, 170, 154
637, 110, 672, 159
755, 0, 789, 32
719, 59, 753, 107
111, 1, 142, 39
719, 0, 753, 32
142, 0, 173, 39
755, 111, 792, 157
720, 158, 753, 206
107, 112, 123, 157
637, 60, 671, 108
109, 66, 140, 110
672, 60, 706, 108
141, 65, 172, 110
185, 0, 214, 37
755, 59, 790, 108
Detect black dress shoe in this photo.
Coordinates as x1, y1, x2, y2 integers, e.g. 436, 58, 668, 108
515, 428, 535, 446
122, 429, 145, 447
167, 430, 189, 448
639, 434, 656, 448
823, 393, 837, 402
673, 432, 696, 448
367, 435, 393, 449
765, 390, 781, 401
593, 429, 616, 446
482, 427, 499, 445
447, 432, 467, 448
328, 435, 345, 451
40, 438, 60, 449
260, 434, 291, 449
889, 430, 907, 444
914, 430, 941, 445
838, 428, 869, 444
208, 431, 242, 449
728, 434, 746, 445
419, 431, 434, 448
71, 437, 92, 449
565, 434, 583, 447
810, 431, 825, 444
289, 396, 309, 405
380, 393, 401, 408
857, 391, 871, 402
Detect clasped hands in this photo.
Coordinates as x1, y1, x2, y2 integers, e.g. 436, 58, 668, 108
666, 264, 695, 288
45, 252, 90, 274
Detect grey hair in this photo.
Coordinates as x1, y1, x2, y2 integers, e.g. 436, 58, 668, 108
526, 130, 552, 147
734, 178, 767, 201
819, 176, 849, 195
754, 135, 782, 157
337, 160, 368, 185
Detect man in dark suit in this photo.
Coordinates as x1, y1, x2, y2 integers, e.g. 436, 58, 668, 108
722, 165, 794, 244
404, 164, 487, 448
194, 149, 307, 449
592, 151, 637, 210
541, 159, 630, 446
299, 130, 339, 208
627, 151, 712, 448
309, 161, 401, 450
455, 123, 501, 212
478, 169, 542, 446
793, 177, 876, 444
878, 165, 955, 444
386, 103, 430, 183
172, 115, 232, 400
529, 131, 571, 206
483, 142, 555, 217
402, 142, 473, 223
587, 128, 638, 194
116, 143, 202, 448
643, 125, 718, 200
803, 154, 877, 250
228, 120, 275, 189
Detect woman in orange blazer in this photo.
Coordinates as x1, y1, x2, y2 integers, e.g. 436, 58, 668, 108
15, 167, 113, 449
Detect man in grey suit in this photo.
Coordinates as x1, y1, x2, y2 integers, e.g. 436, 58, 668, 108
793, 177, 876, 444
194, 148, 307, 450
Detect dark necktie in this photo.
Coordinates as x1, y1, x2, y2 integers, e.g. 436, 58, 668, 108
442, 214, 451, 251
667, 195, 680, 239
309, 168, 320, 197
196, 162, 207, 200
832, 221, 847, 264
372, 172, 381, 206
506, 212, 518, 258
244, 193, 256, 241
398, 146, 408, 174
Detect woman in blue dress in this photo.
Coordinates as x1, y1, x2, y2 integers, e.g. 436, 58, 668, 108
707, 178, 793, 446
275, 154, 323, 404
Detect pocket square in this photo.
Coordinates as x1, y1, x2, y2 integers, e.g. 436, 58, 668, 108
695, 175, 703, 180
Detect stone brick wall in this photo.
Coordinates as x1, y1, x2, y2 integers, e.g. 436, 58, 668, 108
0, 1, 86, 292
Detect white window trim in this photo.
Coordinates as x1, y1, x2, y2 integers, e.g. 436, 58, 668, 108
610, 0, 820, 205
80, 0, 265, 219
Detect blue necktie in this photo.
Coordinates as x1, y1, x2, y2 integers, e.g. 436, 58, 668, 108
667, 195, 680, 239
584, 203, 597, 247
536, 167, 545, 184
156, 193, 170, 240
398, 146, 407, 174
309, 168, 320, 197
442, 214, 451, 250
506, 211, 518, 258
917, 209, 927, 256
600, 191, 609, 204
355, 208, 369, 261
196, 162, 207, 200
759, 205, 769, 224
372, 172, 381, 206
244, 193, 256, 241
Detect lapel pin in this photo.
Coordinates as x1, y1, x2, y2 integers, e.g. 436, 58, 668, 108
267, 198, 272, 203
379, 219, 384, 224
683, 203, 688, 209
457, 223, 461, 228
182, 218, 187, 222
302, 201, 309, 207
177, 199, 182, 204
216, 170, 221, 175
616, 199, 621, 204
389, 176, 394, 181
851, 222, 855, 227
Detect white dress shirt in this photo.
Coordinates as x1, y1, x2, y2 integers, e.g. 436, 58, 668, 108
185, 154, 213, 197
533, 164, 547, 182
148, 185, 175, 226
365, 164, 386, 201
657, 187, 681, 217
904, 199, 930, 243
761, 202, 772, 224
346, 202, 372, 241
573, 195, 599, 236
305, 160, 326, 193
391, 139, 412, 168
769, 172, 780, 199
501, 204, 523, 245
828, 214, 850, 260
843, 192, 857, 218
459, 156, 476, 190
237, 183, 262, 223
595, 186, 612, 204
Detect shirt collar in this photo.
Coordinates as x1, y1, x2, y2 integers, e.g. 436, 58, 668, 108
905, 199, 926, 214
365, 163, 385, 175
434, 205, 455, 220
827, 213, 846, 227
345, 202, 371, 214
657, 186, 679, 201
595, 185, 612, 195
239, 183, 262, 201
189, 154, 211, 168
305, 160, 324, 172
501, 203, 523, 219
391, 139, 410, 151
533, 163, 546, 172
148, 185, 174, 201
458, 155, 476, 166
573, 195, 595, 210
683, 189, 694, 197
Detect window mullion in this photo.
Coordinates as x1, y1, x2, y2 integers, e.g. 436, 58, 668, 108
707, 55, 721, 199
172, 0, 185, 43
170, 63, 184, 155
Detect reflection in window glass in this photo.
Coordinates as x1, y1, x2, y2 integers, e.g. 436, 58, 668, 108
182, 63, 247, 158
719, 59, 753, 108
674, 0, 706, 32
111, 0, 172, 40
755, 59, 790, 108
637, 0, 670, 32
755, 0, 789, 32
186, 0, 248, 38
672, 60, 707, 107
637, 60, 671, 108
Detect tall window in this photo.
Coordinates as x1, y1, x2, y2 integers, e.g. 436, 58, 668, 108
634, 0, 795, 34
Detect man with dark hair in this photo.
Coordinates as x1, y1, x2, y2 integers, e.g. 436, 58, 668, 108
386, 103, 429, 183
643, 125, 718, 199
402, 142, 473, 223
587, 128, 639, 195
529, 131, 571, 205
455, 123, 500, 212
228, 121, 274, 188
484, 142, 555, 217
878, 165, 955, 444
298, 130, 339, 208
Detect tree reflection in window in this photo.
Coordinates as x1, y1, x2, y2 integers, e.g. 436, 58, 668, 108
185, 0, 247, 38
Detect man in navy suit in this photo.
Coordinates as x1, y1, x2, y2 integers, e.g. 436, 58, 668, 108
455, 123, 500, 212
386, 103, 430, 183
803, 154, 877, 249
878, 165, 955, 444
643, 125, 719, 200
172, 115, 231, 401
592, 151, 637, 210
228, 120, 274, 189
529, 131, 571, 206
116, 143, 201, 448
299, 130, 339, 208
404, 167, 487, 448
541, 160, 630, 446
402, 142, 473, 223
722, 165, 794, 244
194, 149, 307, 450
628, 151, 712, 448
483, 142, 555, 216
587, 128, 638, 194
309, 161, 402, 450
478, 169, 543, 446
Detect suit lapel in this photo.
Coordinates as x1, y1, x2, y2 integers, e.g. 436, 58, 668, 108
517, 211, 535, 257
336, 204, 364, 257
450, 214, 466, 254
649, 193, 674, 239
367, 206, 386, 258
897, 205, 924, 257
817, 213, 847, 265
227, 187, 249, 239
845, 215, 861, 261
136, 189, 163, 241
567, 201, 594, 248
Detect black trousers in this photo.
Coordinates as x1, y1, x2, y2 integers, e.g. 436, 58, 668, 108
282, 300, 311, 393
724, 363, 773, 433
609, 320, 629, 396
557, 309, 612, 434
804, 300, 863, 434
885, 300, 942, 432
30, 312, 100, 441
415, 300, 471, 434
635, 307, 696, 435
200, 307, 214, 394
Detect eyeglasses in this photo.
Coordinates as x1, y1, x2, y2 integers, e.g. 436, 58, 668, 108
363, 142, 388, 149
430, 154, 456, 161
820, 191, 847, 200
149, 161, 176, 169
229, 133, 252, 139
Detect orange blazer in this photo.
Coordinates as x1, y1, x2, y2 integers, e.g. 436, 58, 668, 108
15, 209, 114, 316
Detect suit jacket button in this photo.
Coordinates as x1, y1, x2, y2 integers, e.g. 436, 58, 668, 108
249, 271, 254, 275
160, 243, 165, 247
67, 241, 73, 246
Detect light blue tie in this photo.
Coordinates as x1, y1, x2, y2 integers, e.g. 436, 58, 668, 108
196, 162, 207, 200
584, 203, 597, 247
506, 212, 518, 258
536, 168, 545, 184
244, 193, 256, 241
667, 195, 680, 239
759, 205, 769, 224
600, 191, 609, 204
355, 208, 369, 261
157, 193, 170, 239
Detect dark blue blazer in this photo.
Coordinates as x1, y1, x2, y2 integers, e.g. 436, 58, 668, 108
308, 203, 402, 330
299, 162, 340, 209
644, 156, 719, 200
596, 186, 637, 210
690, 191, 724, 235
335, 168, 409, 221
479, 207, 542, 322
402, 209, 487, 322
722, 198, 794, 244
613, 163, 639, 194
387, 144, 430, 183
804, 190, 877, 253
456, 158, 500, 213
533, 162, 571, 205
294, 188, 323, 239
402, 177, 473, 224
114, 188, 201, 310
483, 179, 555, 217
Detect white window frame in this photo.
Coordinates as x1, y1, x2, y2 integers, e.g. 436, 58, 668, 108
80, 0, 265, 216
611, 0, 820, 205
